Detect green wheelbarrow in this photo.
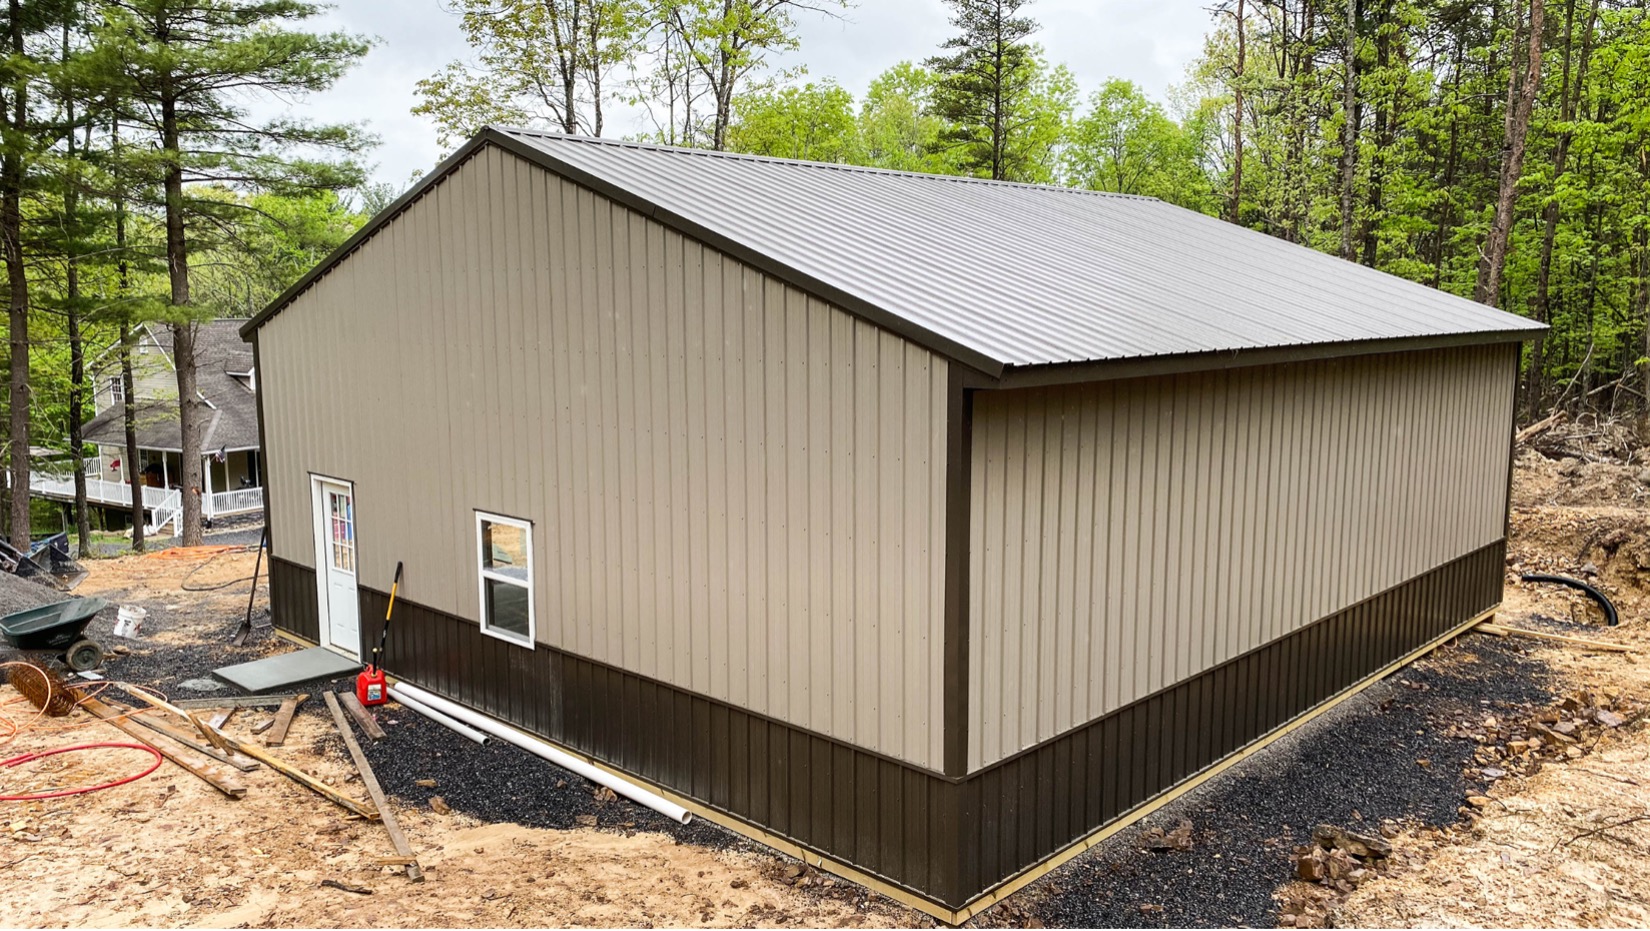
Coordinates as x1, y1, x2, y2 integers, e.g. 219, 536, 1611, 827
0, 597, 110, 671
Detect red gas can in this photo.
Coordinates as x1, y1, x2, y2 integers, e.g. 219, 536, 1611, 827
356, 665, 387, 706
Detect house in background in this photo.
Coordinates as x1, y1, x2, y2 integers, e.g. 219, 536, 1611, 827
29, 320, 264, 536
243, 129, 1543, 921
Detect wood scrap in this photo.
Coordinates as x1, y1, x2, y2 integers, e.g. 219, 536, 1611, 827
79, 698, 247, 799
320, 879, 372, 895
189, 711, 233, 752
207, 707, 237, 730
120, 707, 261, 773
213, 733, 377, 819
1475, 622, 1635, 653
251, 716, 276, 735
324, 691, 423, 881
1516, 411, 1567, 444
265, 693, 309, 746
173, 694, 299, 710
338, 691, 386, 740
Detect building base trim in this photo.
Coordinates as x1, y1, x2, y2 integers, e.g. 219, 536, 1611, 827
266, 539, 1504, 919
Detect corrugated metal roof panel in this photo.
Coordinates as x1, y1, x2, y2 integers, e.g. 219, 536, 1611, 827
500, 128, 1543, 371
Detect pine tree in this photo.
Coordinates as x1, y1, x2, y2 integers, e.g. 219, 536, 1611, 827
926, 0, 1041, 181
81, 0, 370, 545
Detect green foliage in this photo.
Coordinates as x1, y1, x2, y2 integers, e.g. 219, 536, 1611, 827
926, 0, 1054, 181
856, 62, 961, 174
1065, 78, 1214, 209
725, 79, 858, 162
413, 0, 644, 149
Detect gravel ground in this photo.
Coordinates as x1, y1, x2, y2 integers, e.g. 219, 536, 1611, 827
974, 635, 1554, 929
353, 699, 749, 850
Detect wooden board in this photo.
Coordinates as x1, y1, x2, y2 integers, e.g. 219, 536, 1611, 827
324, 691, 423, 881
121, 709, 261, 773
173, 694, 303, 710
265, 693, 308, 746
1475, 622, 1634, 652
80, 699, 247, 799
338, 691, 386, 740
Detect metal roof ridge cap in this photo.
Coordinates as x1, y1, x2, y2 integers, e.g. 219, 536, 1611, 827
496, 125, 1159, 202
490, 130, 1007, 378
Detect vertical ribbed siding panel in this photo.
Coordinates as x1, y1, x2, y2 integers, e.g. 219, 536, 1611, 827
256, 146, 950, 771
967, 345, 1516, 771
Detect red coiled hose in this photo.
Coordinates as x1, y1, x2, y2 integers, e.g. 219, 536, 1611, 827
1, 742, 164, 800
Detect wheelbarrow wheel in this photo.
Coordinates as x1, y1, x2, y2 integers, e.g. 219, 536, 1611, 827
65, 639, 104, 672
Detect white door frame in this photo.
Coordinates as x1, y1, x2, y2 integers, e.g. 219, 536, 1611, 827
310, 473, 360, 658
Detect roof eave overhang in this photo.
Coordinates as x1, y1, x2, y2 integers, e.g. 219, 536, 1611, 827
994, 327, 1546, 390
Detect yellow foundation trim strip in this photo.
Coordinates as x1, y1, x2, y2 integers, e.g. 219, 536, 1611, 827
945, 604, 1501, 925
273, 628, 319, 648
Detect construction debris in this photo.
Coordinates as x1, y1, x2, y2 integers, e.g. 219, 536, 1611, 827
264, 692, 308, 746
1450, 688, 1643, 781
324, 691, 423, 881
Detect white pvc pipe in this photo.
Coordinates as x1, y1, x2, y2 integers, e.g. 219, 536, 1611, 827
388, 685, 490, 745
393, 681, 692, 825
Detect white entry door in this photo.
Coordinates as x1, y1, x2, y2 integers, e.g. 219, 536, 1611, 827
313, 477, 360, 657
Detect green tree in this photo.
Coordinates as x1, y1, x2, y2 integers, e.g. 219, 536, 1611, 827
632, 0, 849, 150
1065, 78, 1212, 208
414, 0, 643, 151
81, 0, 372, 546
725, 79, 857, 161
926, 0, 1072, 182
857, 62, 958, 173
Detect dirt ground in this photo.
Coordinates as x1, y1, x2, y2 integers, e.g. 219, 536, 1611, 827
5, 440, 1650, 929
2, 548, 915, 929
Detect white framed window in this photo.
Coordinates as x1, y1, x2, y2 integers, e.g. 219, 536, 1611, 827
476, 511, 534, 648
106, 376, 124, 404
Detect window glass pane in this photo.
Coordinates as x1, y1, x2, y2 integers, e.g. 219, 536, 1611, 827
481, 520, 529, 581
484, 576, 530, 640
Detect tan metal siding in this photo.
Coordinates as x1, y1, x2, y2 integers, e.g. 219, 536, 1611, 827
966, 345, 1515, 770
258, 145, 950, 769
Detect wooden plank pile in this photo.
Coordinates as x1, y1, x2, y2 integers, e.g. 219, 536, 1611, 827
72, 681, 421, 882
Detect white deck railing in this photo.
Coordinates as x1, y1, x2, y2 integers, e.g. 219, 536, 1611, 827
207, 486, 263, 518
29, 471, 187, 535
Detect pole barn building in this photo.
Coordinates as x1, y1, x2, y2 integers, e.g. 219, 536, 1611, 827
241, 128, 1544, 921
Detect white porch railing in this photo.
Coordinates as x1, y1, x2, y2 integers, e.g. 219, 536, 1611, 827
207, 486, 263, 518
29, 471, 185, 535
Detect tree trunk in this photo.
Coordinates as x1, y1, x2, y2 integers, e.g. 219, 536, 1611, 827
1228, 0, 1246, 224
65, 48, 91, 557
112, 115, 144, 551
160, 71, 204, 546
119, 321, 144, 550
1528, 0, 1597, 417
4, 0, 29, 549
1338, 0, 1362, 261
1475, 0, 1545, 307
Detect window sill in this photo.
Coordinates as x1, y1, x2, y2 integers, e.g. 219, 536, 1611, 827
479, 625, 535, 650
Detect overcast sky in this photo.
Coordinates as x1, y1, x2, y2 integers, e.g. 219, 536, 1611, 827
276, 1, 1217, 191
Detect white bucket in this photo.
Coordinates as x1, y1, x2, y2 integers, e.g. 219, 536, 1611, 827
113, 605, 147, 639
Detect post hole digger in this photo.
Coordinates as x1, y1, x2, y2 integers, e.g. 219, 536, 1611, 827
356, 561, 402, 707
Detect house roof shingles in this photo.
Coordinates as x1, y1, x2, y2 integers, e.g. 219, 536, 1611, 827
245, 127, 1545, 378
83, 320, 260, 453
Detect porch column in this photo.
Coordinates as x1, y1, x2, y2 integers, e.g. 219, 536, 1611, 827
203, 457, 214, 519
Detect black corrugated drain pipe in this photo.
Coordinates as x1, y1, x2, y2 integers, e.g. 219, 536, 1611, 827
1519, 573, 1620, 627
